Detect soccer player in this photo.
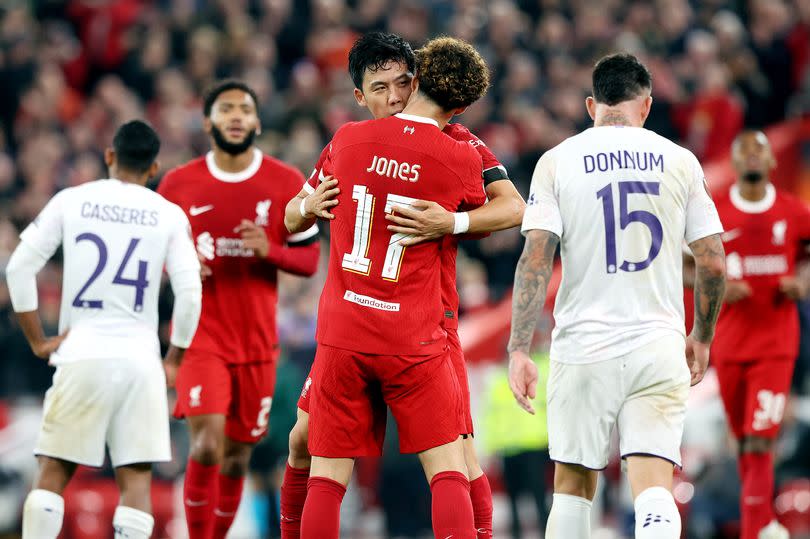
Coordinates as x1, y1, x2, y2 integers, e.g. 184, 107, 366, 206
287, 37, 490, 539
507, 53, 727, 539
157, 80, 320, 539
281, 32, 524, 539
708, 130, 810, 539
5, 120, 203, 539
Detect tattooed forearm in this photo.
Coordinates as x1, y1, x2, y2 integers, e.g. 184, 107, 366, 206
689, 233, 726, 343
508, 230, 560, 354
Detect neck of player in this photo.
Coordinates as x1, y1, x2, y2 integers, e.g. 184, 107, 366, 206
593, 103, 642, 127
109, 167, 148, 186
212, 146, 256, 173
402, 93, 455, 130
737, 177, 771, 202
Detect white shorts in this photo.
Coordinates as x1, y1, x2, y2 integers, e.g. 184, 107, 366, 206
546, 333, 691, 470
35, 357, 171, 467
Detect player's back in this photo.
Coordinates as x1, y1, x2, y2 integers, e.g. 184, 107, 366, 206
318, 114, 485, 355
28, 179, 194, 364
533, 126, 719, 362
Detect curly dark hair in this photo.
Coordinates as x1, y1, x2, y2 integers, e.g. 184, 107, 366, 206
415, 37, 489, 111
348, 32, 416, 90
202, 79, 259, 117
592, 53, 652, 106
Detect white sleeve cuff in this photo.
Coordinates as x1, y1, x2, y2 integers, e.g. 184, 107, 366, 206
168, 270, 202, 348
6, 241, 49, 312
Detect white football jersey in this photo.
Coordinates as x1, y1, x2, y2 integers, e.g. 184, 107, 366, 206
19, 179, 199, 364
522, 126, 723, 364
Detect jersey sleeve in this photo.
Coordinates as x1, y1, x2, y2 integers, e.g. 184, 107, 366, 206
303, 143, 332, 194
522, 151, 562, 237
791, 199, 810, 242
684, 153, 724, 244
164, 205, 201, 277
286, 167, 320, 246
470, 134, 509, 185
19, 190, 67, 259
460, 147, 487, 208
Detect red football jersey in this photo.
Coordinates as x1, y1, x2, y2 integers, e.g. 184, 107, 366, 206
712, 184, 810, 362
305, 122, 508, 330
158, 148, 319, 364
316, 113, 487, 355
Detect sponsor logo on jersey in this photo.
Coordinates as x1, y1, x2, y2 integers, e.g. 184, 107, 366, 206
196, 231, 260, 258
255, 199, 271, 226
726, 251, 788, 278
366, 155, 421, 182
189, 204, 214, 216
189, 385, 202, 407
343, 290, 400, 311
772, 220, 787, 245
196, 232, 216, 260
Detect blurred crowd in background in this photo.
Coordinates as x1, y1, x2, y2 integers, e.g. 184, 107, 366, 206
0, 0, 809, 537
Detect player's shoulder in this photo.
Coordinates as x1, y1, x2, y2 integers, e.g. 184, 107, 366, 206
774, 188, 810, 213
259, 152, 304, 179
160, 156, 207, 191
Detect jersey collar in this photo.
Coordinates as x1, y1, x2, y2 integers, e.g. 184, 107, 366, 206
729, 183, 775, 214
205, 148, 263, 183
394, 113, 439, 128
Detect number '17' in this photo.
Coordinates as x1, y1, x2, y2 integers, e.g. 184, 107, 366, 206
596, 181, 663, 274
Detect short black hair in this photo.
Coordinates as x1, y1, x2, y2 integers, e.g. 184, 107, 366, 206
202, 79, 259, 117
592, 53, 652, 106
112, 120, 160, 173
348, 31, 416, 90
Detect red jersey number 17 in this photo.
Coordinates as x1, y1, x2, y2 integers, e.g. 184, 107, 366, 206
342, 185, 416, 282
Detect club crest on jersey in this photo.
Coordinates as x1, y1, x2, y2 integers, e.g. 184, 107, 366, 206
772, 220, 787, 245
255, 199, 271, 226
189, 385, 202, 407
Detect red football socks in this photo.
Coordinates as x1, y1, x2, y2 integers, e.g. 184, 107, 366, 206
280, 464, 310, 539
211, 474, 244, 539
470, 474, 493, 538
183, 459, 220, 539
739, 451, 776, 539
300, 476, 345, 539
430, 471, 476, 539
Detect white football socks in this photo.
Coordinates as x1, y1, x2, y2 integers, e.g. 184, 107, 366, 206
634, 486, 681, 539
22, 489, 64, 539
545, 493, 592, 539
113, 506, 155, 539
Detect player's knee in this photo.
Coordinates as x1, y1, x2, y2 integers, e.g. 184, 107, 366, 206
741, 435, 774, 453
553, 466, 597, 500
33, 457, 76, 494
189, 432, 223, 465
288, 420, 311, 467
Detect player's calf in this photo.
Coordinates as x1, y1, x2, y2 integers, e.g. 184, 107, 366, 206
281, 410, 311, 539
287, 411, 312, 469
633, 487, 681, 539
22, 489, 64, 539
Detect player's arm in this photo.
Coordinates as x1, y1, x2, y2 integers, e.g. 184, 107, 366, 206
687, 233, 726, 383
284, 180, 340, 233
163, 209, 203, 387
5, 194, 68, 359
506, 152, 560, 414
237, 217, 321, 277
386, 179, 525, 245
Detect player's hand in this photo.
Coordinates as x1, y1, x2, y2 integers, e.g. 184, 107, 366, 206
685, 333, 710, 386
724, 280, 752, 304
235, 219, 270, 258
386, 200, 453, 246
31, 331, 68, 360
303, 178, 340, 220
197, 253, 213, 281
163, 346, 184, 388
779, 275, 809, 301
508, 350, 538, 415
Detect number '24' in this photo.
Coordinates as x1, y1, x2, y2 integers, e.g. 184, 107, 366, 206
72, 233, 149, 311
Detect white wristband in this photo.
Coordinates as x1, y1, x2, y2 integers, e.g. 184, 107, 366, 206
452, 212, 470, 235
299, 197, 309, 218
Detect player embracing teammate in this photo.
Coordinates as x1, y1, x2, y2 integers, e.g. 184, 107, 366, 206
282, 32, 524, 539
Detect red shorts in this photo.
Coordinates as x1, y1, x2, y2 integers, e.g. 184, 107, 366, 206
447, 328, 474, 435
173, 350, 278, 444
299, 331, 474, 435
714, 357, 795, 440
307, 344, 464, 457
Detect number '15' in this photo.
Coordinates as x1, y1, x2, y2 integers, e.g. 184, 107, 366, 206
596, 181, 663, 274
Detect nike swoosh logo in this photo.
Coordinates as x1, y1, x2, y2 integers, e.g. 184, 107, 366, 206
721, 228, 742, 242
189, 204, 214, 216
185, 499, 208, 507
